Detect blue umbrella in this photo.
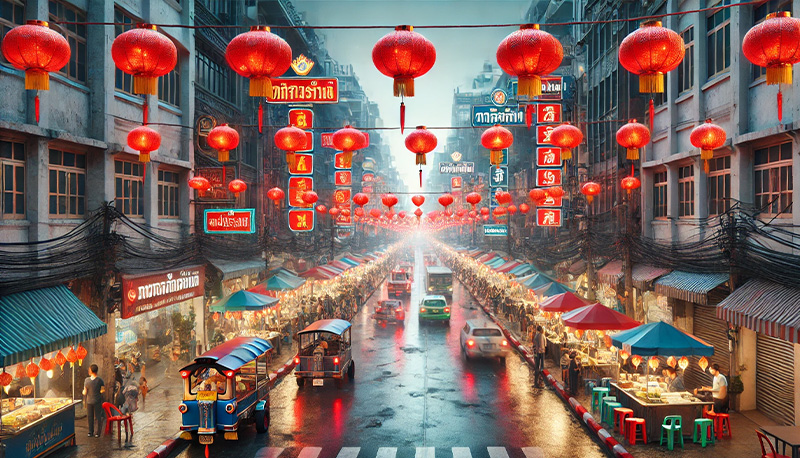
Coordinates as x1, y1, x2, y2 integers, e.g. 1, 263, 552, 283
534, 281, 574, 297
611, 321, 714, 356
510, 264, 535, 277
520, 273, 556, 289
210, 290, 279, 312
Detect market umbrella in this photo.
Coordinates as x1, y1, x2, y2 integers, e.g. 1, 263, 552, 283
534, 281, 574, 297
339, 257, 360, 267
210, 290, 279, 312
510, 263, 535, 277
249, 274, 305, 295
486, 257, 507, 268
495, 260, 522, 273
519, 272, 556, 289
610, 321, 715, 356
299, 267, 336, 280
540, 291, 593, 313
561, 302, 640, 331
328, 260, 352, 271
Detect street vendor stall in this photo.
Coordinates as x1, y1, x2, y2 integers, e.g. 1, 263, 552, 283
0, 285, 107, 458
210, 291, 282, 350
540, 292, 594, 363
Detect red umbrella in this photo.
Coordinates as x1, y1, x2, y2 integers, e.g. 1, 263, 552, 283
539, 292, 592, 313
561, 302, 640, 331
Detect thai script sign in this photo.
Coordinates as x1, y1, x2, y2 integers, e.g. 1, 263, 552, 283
538, 76, 563, 100
489, 167, 509, 187
537, 208, 562, 227
288, 177, 314, 207
203, 209, 256, 234
288, 209, 315, 231
121, 266, 205, 319
288, 153, 314, 175
335, 171, 352, 186
536, 168, 562, 187
537, 104, 562, 123
484, 224, 508, 236
538, 195, 563, 207
267, 78, 338, 104
471, 105, 525, 127
289, 109, 313, 128
451, 177, 462, 190
536, 147, 562, 167
4, 402, 75, 458
537, 125, 556, 145
439, 162, 475, 174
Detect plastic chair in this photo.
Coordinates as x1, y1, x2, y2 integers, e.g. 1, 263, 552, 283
660, 415, 684, 450
714, 413, 732, 439
604, 401, 622, 426
614, 407, 634, 435
601, 377, 613, 388
584, 379, 598, 395
101, 402, 132, 441
626, 418, 647, 445
757, 430, 791, 458
601, 396, 618, 421
693, 418, 715, 448
591, 387, 610, 413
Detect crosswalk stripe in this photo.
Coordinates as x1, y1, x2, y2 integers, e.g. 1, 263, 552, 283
255, 447, 285, 458
452, 447, 472, 458
337, 447, 361, 458
298, 447, 322, 458
487, 447, 510, 458
376, 447, 398, 458
520, 447, 545, 458
415, 447, 435, 458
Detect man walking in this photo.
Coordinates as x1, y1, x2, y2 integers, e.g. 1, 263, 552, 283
533, 325, 546, 388
82, 364, 105, 437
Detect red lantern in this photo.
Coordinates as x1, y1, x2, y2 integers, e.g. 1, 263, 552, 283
621, 176, 641, 194
315, 204, 327, 214
275, 125, 307, 169
519, 203, 530, 214
353, 193, 369, 207
414, 208, 423, 218
619, 21, 684, 94
496, 24, 563, 98
301, 191, 319, 205
54, 350, 67, 370
66, 347, 78, 367
550, 123, 583, 161
228, 179, 247, 196
369, 208, 382, 218
14, 363, 25, 379
469, 210, 477, 218
39, 356, 53, 373
382, 194, 399, 209
466, 192, 482, 208
507, 205, 517, 215
438, 194, 454, 208
479, 207, 490, 216
698, 356, 709, 371
207, 124, 239, 163
226, 26, 291, 97
493, 207, 507, 217
212, 312, 220, 322
354, 207, 365, 217
405, 126, 438, 186
666, 356, 677, 368
76, 344, 87, 366
495, 190, 512, 205
329, 207, 340, 217
412, 195, 425, 207
546, 186, 564, 199
616, 119, 650, 161
341, 209, 351, 218
690, 119, 727, 173
332, 125, 367, 166
0, 370, 11, 387
127, 126, 161, 163
111, 23, 177, 96
678, 356, 689, 370
631, 355, 643, 369
581, 182, 601, 204
481, 124, 514, 167
267, 187, 285, 205
188, 176, 210, 191
26, 360, 39, 380
529, 188, 546, 204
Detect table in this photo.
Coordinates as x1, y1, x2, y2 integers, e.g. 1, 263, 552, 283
760, 426, 800, 458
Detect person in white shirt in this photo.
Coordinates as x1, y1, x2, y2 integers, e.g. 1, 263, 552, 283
694, 363, 728, 413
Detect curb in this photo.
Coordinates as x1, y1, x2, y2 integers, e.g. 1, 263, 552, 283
145, 434, 182, 458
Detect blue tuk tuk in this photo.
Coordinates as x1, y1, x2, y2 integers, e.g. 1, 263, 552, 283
293, 319, 355, 388
178, 336, 273, 444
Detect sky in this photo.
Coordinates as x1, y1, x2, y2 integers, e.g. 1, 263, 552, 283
291, 0, 532, 188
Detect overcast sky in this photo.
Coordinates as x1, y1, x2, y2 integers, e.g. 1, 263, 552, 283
292, 0, 531, 188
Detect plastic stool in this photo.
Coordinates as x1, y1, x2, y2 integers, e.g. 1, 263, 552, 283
591, 387, 610, 413
626, 418, 647, 445
601, 377, 613, 388
584, 379, 599, 395
604, 401, 622, 426
714, 413, 732, 439
693, 418, 715, 447
614, 408, 634, 435
600, 396, 618, 422
660, 415, 684, 450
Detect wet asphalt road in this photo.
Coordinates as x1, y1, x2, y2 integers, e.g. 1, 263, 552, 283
173, 246, 606, 458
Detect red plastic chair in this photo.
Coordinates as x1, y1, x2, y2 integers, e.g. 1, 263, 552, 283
757, 430, 790, 458
101, 402, 132, 441
714, 413, 732, 439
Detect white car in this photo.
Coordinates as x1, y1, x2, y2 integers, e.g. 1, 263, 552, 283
459, 320, 510, 361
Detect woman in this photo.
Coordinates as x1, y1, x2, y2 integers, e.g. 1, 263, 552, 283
568, 351, 582, 396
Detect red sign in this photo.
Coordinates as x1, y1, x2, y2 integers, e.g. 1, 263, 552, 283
322, 132, 370, 148
203, 209, 256, 234
121, 266, 205, 319
288, 153, 314, 175
267, 78, 339, 104
333, 189, 352, 226
288, 177, 314, 207
537, 125, 556, 145
289, 109, 313, 129
362, 186, 373, 193
538, 195, 563, 207
537, 208, 562, 227
195, 167, 236, 200
537, 76, 563, 101
288, 209, 315, 231
536, 168, 562, 187
362, 172, 374, 182
536, 104, 562, 123
335, 170, 352, 186
334, 152, 352, 169
536, 147, 562, 167
451, 177, 462, 190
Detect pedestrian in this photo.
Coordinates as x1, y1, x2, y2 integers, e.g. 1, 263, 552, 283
140, 377, 148, 409
560, 349, 571, 388
693, 363, 729, 413
120, 377, 139, 415
533, 325, 546, 387
568, 351, 581, 396
82, 364, 105, 437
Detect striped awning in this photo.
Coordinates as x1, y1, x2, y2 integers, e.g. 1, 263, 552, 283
717, 279, 800, 344
597, 260, 624, 287
0, 285, 107, 367
495, 260, 521, 273
632, 264, 671, 290
208, 258, 266, 281
654, 271, 728, 306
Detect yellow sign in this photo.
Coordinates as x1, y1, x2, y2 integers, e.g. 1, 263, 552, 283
197, 390, 218, 401
291, 54, 315, 76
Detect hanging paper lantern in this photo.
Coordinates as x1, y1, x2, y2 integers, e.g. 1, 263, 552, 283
398, 211, 407, 219
26, 359, 39, 380
546, 186, 564, 199
66, 347, 78, 367
414, 208, 423, 218
678, 356, 689, 370
369, 208, 382, 218
495, 190, 513, 205
332, 125, 367, 166
619, 21, 684, 94
690, 119, 727, 173
228, 179, 247, 197
438, 194, 454, 208
529, 188, 546, 204
481, 124, 514, 167
469, 210, 477, 218
267, 187, 285, 205
301, 191, 319, 205
619, 350, 630, 362
0, 370, 11, 387
550, 123, 583, 161
621, 176, 641, 194
493, 207, 507, 217
39, 356, 53, 372
412, 195, 425, 207
354, 207, 365, 217
698, 356, 709, 371
575, 329, 584, 339
188, 176, 211, 191
224, 311, 232, 320
479, 207, 490, 216
329, 207, 340, 217
616, 119, 651, 161
127, 126, 161, 163
212, 312, 220, 322
226, 26, 291, 97
507, 205, 518, 215
648, 356, 660, 372
631, 355, 642, 369
353, 193, 369, 207
14, 363, 25, 379
274, 125, 307, 169
111, 24, 177, 95
76, 344, 88, 366
580, 181, 601, 204
519, 203, 530, 214
381, 194, 399, 209
341, 209, 351, 218
466, 192, 482, 208
496, 24, 563, 98
54, 350, 67, 370
315, 204, 327, 214
666, 356, 677, 368
405, 126, 438, 186
207, 124, 239, 163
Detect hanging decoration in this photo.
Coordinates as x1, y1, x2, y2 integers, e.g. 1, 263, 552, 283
127, 126, 161, 163
353, 193, 369, 207
405, 126, 438, 186
466, 192, 482, 209
112, 23, 177, 97
39, 357, 53, 378
698, 356, 709, 371
76, 344, 87, 366
549, 123, 582, 161
372, 25, 436, 133
631, 354, 642, 370
398, 211, 407, 219
207, 124, 240, 163
26, 359, 40, 381
412, 195, 425, 207
329, 207, 340, 217
0, 370, 11, 387
301, 191, 319, 206
481, 124, 514, 168
529, 188, 546, 205
66, 347, 78, 368
479, 207, 490, 216
678, 356, 690, 371
226, 26, 292, 133
188, 176, 211, 191
332, 125, 367, 166
369, 208, 382, 218
381, 194, 399, 210
438, 193, 454, 209
414, 208, 423, 219
507, 205, 517, 215
212, 312, 220, 322
1, 20, 71, 123
580, 181, 601, 204
228, 179, 247, 197
690, 119, 727, 173
341, 208, 351, 218
619, 350, 630, 363
354, 207, 365, 217
54, 350, 67, 370
14, 363, 25, 379
496, 24, 563, 98
267, 187, 285, 206
315, 204, 327, 215
495, 190, 512, 205
545, 186, 564, 199
666, 356, 677, 368
621, 176, 641, 195
274, 125, 307, 169
519, 203, 530, 214
616, 119, 650, 161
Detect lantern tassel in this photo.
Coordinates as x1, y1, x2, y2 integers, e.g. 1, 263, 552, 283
627, 147, 639, 161
258, 102, 264, 133
525, 104, 533, 129
400, 101, 405, 134
35, 94, 40, 124
419, 168, 422, 188
778, 89, 783, 122
649, 98, 654, 131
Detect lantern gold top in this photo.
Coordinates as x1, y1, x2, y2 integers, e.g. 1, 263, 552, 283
416, 125, 427, 129
521, 24, 541, 30
250, 25, 271, 32
396, 25, 413, 32
25, 20, 49, 27
641, 20, 663, 28
136, 23, 157, 30
767, 11, 792, 19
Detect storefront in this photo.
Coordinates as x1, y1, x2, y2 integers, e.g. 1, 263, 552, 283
207, 258, 267, 299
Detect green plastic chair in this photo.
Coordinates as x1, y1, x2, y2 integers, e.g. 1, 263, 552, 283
591, 387, 610, 413
604, 401, 622, 426
600, 396, 618, 422
660, 415, 684, 450
693, 418, 715, 448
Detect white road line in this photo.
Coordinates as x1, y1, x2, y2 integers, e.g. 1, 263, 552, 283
298, 447, 323, 458
255, 447, 285, 458
376, 447, 398, 458
415, 447, 436, 458
521, 447, 545, 458
336, 447, 361, 458
452, 446, 473, 458
487, 447, 511, 458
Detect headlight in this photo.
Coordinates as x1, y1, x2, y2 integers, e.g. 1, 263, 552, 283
179, 404, 188, 414
225, 402, 236, 414
428, 286, 433, 291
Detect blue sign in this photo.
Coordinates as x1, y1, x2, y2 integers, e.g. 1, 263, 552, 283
3, 403, 76, 458
489, 166, 509, 187
484, 224, 508, 237
471, 105, 525, 127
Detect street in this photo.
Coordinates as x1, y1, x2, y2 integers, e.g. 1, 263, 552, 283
171, 247, 606, 458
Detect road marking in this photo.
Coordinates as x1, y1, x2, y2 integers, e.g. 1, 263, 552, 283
376, 447, 397, 458
452, 447, 472, 458
521, 447, 545, 458
255, 447, 285, 458
487, 447, 511, 458
415, 447, 435, 458
298, 447, 322, 458
336, 448, 361, 458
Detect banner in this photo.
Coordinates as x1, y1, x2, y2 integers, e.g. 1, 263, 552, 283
439, 162, 475, 174
267, 78, 338, 104
203, 209, 256, 234
121, 265, 205, 319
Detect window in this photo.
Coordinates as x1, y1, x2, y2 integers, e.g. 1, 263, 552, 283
754, 143, 793, 216
159, 61, 180, 106
158, 169, 180, 217
654, 171, 668, 218
48, 149, 86, 217
678, 27, 694, 93
707, 156, 731, 216
49, 0, 87, 83
678, 165, 695, 217
0, 139, 24, 218
196, 51, 238, 105
199, 0, 238, 20
706, 1, 731, 79
0, 0, 24, 50
114, 9, 138, 96
114, 160, 144, 217
752, 0, 793, 81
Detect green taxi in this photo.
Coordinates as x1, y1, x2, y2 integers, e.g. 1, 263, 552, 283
419, 295, 450, 322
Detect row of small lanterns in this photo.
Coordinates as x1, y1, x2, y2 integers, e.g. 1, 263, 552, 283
0, 344, 88, 388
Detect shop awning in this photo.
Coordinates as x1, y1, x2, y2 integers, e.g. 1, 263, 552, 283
208, 258, 266, 281
0, 285, 107, 367
534, 282, 574, 297
561, 302, 640, 331
486, 257, 507, 268
568, 259, 587, 276
329, 260, 353, 271
495, 260, 521, 273
340, 257, 360, 267
299, 267, 337, 280
510, 264, 535, 277
632, 264, 671, 290
540, 291, 593, 313
654, 271, 729, 306
320, 265, 344, 275
210, 290, 279, 312
477, 252, 496, 263
611, 321, 715, 357
717, 279, 800, 344
597, 260, 624, 286
519, 272, 557, 290
248, 274, 305, 294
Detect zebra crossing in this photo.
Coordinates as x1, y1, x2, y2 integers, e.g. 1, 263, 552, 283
252, 446, 546, 458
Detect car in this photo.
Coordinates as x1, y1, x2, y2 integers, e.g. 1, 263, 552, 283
293, 319, 355, 388
419, 295, 450, 322
387, 267, 411, 297
459, 320, 510, 361
373, 299, 405, 325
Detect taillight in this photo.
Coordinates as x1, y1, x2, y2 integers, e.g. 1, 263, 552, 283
501, 340, 508, 347
294, 356, 300, 365
467, 339, 475, 348
225, 370, 235, 378
334, 357, 340, 365
395, 308, 402, 313
444, 307, 450, 313
180, 370, 189, 379
179, 404, 188, 414
420, 308, 426, 312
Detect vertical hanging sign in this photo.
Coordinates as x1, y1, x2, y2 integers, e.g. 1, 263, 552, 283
288, 109, 315, 232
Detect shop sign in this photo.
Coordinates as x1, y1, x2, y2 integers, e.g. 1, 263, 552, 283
483, 224, 508, 237
537, 125, 556, 145
538, 195, 563, 207
288, 209, 315, 231
288, 177, 313, 207
195, 167, 236, 200
537, 208, 562, 227
536, 168, 562, 187
439, 162, 475, 174
334, 151, 352, 169
289, 109, 313, 128
538, 76, 563, 100
321, 132, 370, 148
362, 157, 376, 171
203, 209, 256, 234
537, 104, 562, 123
337, 228, 354, 238
267, 77, 338, 104
536, 147, 562, 167
489, 166, 509, 187
335, 170, 352, 186
490, 88, 508, 106
3, 403, 76, 458
451, 177, 462, 190
288, 153, 314, 175
121, 265, 205, 319
471, 105, 525, 127
362, 172, 374, 182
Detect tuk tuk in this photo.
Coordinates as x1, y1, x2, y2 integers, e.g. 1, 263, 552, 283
293, 319, 354, 388
178, 337, 273, 444
387, 267, 411, 297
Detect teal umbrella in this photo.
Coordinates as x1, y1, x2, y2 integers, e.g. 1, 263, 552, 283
339, 257, 360, 267
519, 273, 557, 289
510, 264, 535, 277
610, 321, 714, 356
486, 257, 507, 268
248, 274, 305, 295
534, 281, 574, 297
210, 290, 279, 312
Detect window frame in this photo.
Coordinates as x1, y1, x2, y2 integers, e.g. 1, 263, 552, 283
0, 0, 25, 60
678, 26, 695, 94
653, 171, 668, 219
113, 8, 140, 97
678, 165, 695, 217
706, 0, 731, 80
754, 143, 793, 217
707, 156, 731, 216
48, 148, 87, 218
0, 138, 25, 219
157, 168, 180, 218
114, 159, 145, 217
48, 0, 87, 84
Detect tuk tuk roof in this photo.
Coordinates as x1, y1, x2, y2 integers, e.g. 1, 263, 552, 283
426, 266, 452, 275
298, 319, 352, 336
185, 336, 272, 372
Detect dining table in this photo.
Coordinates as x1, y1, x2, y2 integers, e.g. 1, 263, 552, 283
760, 426, 800, 458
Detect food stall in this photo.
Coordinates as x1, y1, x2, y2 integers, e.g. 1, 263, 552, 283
539, 292, 593, 364
209, 290, 283, 350
0, 285, 107, 458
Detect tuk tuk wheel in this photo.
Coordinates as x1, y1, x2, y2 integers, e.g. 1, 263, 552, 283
296, 377, 305, 387
348, 361, 355, 381
255, 408, 270, 433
